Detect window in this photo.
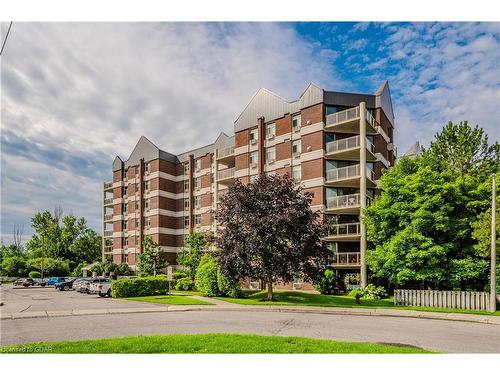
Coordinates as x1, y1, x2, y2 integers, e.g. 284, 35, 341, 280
250, 151, 258, 168
135, 218, 139, 228
292, 115, 301, 132
292, 165, 302, 182
194, 195, 201, 208
266, 147, 276, 164
184, 179, 189, 192
123, 254, 128, 263
123, 220, 128, 231
184, 216, 190, 228
195, 214, 202, 226
145, 217, 151, 227
250, 128, 258, 144
194, 177, 201, 190
195, 158, 201, 171
184, 162, 189, 175
124, 237, 128, 247
292, 140, 301, 156
266, 123, 275, 139
184, 198, 189, 210
135, 183, 139, 193
123, 203, 128, 213
123, 186, 128, 196
144, 180, 150, 192
135, 201, 139, 210
145, 198, 151, 209
145, 162, 151, 173
124, 168, 128, 180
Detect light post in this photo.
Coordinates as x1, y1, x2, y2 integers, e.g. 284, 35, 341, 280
490, 174, 497, 312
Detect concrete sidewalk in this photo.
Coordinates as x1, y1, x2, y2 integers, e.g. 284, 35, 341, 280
2, 297, 499, 325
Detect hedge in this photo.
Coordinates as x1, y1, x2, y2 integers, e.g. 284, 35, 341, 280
195, 255, 220, 297
111, 275, 169, 298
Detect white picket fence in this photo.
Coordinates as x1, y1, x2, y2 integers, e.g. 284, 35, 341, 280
394, 289, 491, 311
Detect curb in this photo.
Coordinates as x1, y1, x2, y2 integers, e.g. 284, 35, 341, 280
2, 304, 499, 325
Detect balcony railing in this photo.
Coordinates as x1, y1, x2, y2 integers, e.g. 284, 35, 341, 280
104, 198, 113, 205
325, 135, 375, 154
327, 223, 360, 237
326, 165, 360, 182
376, 125, 390, 143
217, 167, 235, 181
104, 230, 113, 237
365, 109, 376, 128
104, 182, 113, 189
326, 106, 360, 126
103, 245, 113, 253
104, 214, 113, 221
326, 193, 371, 210
333, 252, 361, 266
217, 146, 235, 159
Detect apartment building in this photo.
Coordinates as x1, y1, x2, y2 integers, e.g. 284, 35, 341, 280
102, 81, 396, 287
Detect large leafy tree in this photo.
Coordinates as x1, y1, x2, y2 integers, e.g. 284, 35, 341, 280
365, 122, 498, 290
26, 209, 101, 270
215, 174, 329, 300
137, 235, 168, 276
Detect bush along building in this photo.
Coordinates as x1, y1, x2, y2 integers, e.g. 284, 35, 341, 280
102, 81, 396, 288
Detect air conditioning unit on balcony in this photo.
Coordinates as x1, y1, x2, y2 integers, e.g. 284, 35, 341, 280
387, 143, 394, 151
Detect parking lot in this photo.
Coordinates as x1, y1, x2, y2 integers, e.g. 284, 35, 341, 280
0, 284, 154, 315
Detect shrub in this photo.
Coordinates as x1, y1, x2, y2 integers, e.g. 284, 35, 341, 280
175, 277, 194, 291
117, 263, 131, 276
111, 275, 169, 298
28, 271, 41, 279
314, 269, 341, 295
217, 269, 241, 298
1, 256, 28, 277
195, 254, 220, 297
172, 270, 189, 283
362, 284, 388, 299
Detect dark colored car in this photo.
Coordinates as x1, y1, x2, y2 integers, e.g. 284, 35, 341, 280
14, 278, 35, 287
55, 278, 76, 291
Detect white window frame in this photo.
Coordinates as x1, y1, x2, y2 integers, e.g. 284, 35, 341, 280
144, 180, 150, 192
184, 216, 190, 228
145, 198, 151, 210
145, 162, 151, 174
250, 151, 258, 168
266, 123, 276, 140
195, 158, 202, 171
292, 115, 301, 132
194, 195, 201, 209
292, 165, 302, 182
195, 214, 202, 226
250, 128, 258, 144
266, 146, 276, 164
123, 203, 128, 213
184, 179, 189, 192
184, 198, 189, 210
184, 162, 189, 175
292, 140, 301, 156
194, 176, 201, 190
123, 220, 128, 230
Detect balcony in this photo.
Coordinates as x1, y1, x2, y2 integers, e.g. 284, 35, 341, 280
217, 167, 235, 185
325, 135, 376, 161
325, 165, 376, 188
332, 252, 361, 268
104, 230, 113, 238
325, 193, 371, 214
325, 223, 361, 242
103, 245, 113, 254
104, 214, 113, 222
325, 107, 377, 135
104, 198, 113, 206
216, 146, 235, 162
103, 182, 113, 191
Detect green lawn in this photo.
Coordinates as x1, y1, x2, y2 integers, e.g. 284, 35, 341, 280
122, 295, 213, 305
0, 333, 432, 354
215, 290, 500, 316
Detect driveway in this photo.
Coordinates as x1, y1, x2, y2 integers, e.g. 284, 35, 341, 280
0, 284, 156, 314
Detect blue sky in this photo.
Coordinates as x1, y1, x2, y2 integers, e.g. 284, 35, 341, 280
1, 22, 499, 243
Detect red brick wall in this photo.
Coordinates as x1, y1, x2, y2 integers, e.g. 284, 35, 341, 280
301, 103, 324, 126
301, 158, 323, 180
276, 140, 291, 161
276, 114, 291, 136
301, 131, 323, 153
235, 129, 249, 148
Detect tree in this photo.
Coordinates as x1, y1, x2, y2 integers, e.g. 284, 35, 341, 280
137, 235, 168, 276
177, 232, 210, 282
365, 122, 498, 290
215, 174, 329, 300
423, 121, 499, 177
1, 256, 28, 277
25, 209, 101, 271
26, 257, 70, 276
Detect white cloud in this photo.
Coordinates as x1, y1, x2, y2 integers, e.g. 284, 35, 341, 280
1, 22, 346, 240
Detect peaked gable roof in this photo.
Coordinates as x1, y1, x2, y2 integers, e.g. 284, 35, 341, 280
375, 80, 395, 125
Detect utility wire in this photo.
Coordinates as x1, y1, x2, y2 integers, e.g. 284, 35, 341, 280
0, 22, 13, 56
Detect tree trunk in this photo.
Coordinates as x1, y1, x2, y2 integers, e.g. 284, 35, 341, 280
267, 277, 273, 301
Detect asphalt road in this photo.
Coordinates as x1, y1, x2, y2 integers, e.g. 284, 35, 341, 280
1, 285, 499, 353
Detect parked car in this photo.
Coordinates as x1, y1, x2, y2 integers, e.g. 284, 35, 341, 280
47, 277, 67, 286
89, 278, 110, 295
96, 280, 112, 297
14, 278, 35, 287
55, 278, 77, 291
75, 278, 93, 293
